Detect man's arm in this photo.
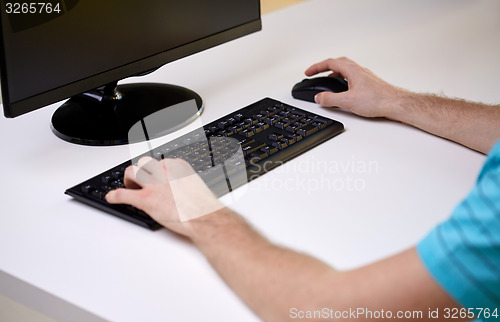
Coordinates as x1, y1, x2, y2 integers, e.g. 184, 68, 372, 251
188, 209, 462, 321
106, 158, 465, 321
306, 57, 500, 154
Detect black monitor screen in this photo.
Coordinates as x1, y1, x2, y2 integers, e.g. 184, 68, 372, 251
1, 1, 259, 105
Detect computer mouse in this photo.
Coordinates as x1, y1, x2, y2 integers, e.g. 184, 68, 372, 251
291, 77, 348, 103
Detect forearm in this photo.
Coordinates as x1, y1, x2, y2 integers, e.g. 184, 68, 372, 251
388, 92, 500, 154
186, 208, 340, 321
185, 209, 462, 321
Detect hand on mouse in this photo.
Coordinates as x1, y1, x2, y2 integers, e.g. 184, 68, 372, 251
105, 157, 225, 237
305, 57, 408, 120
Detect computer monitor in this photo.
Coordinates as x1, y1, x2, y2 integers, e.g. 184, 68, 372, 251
0, 0, 261, 145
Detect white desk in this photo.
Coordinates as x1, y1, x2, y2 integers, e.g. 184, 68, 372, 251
1, 0, 498, 321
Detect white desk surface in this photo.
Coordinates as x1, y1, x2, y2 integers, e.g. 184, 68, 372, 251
1, 0, 498, 321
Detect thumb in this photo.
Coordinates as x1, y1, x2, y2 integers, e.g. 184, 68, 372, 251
315, 91, 349, 108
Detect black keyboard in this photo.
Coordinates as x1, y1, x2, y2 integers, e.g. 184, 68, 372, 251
66, 98, 344, 229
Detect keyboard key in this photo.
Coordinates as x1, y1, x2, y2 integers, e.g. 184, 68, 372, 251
218, 121, 229, 129
248, 125, 263, 134
111, 171, 122, 179
264, 116, 279, 125
251, 150, 269, 161
252, 114, 266, 121
234, 113, 244, 121
101, 175, 112, 184
244, 118, 257, 126
274, 122, 288, 130
81, 184, 95, 194
91, 189, 106, 200
310, 115, 333, 125
261, 145, 279, 156
297, 124, 319, 137
241, 141, 267, 156
256, 122, 269, 130
229, 125, 243, 133
241, 129, 255, 137
282, 136, 296, 145
285, 124, 300, 133
290, 109, 306, 117
268, 132, 284, 141
272, 141, 288, 150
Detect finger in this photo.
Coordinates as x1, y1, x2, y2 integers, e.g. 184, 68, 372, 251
123, 165, 143, 189
135, 157, 168, 184
328, 72, 344, 79
105, 187, 146, 209
137, 156, 155, 169
162, 158, 196, 181
305, 57, 355, 78
305, 58, 340, 76
315, 91, 350, 109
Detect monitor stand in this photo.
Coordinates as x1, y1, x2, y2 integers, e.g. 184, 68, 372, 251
50, 81, 203, 146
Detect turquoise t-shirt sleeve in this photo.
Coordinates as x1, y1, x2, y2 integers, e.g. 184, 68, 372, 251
417, 141, 500, 320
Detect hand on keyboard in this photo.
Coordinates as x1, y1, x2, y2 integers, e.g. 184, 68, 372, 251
105, 157, 224, 236
66, 98, 344, 229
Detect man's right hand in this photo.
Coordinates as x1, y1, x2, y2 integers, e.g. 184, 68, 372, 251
305, 57, 500, 154
305, 57, 408, 120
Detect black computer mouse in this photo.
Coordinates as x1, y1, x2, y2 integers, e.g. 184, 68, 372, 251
291, 77, 348, 103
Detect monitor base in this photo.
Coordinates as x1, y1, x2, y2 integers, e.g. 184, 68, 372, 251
51, 82, 203, 146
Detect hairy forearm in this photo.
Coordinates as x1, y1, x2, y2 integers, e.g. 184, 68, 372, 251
183, 208, 463, 321
186, 208, 340, 321
389, 92, 500, 154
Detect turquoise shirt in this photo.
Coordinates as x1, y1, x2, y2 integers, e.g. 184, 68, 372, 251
418, 141, 500, 321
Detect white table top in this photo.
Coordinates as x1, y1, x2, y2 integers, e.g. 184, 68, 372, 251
1, 0, 498, 321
